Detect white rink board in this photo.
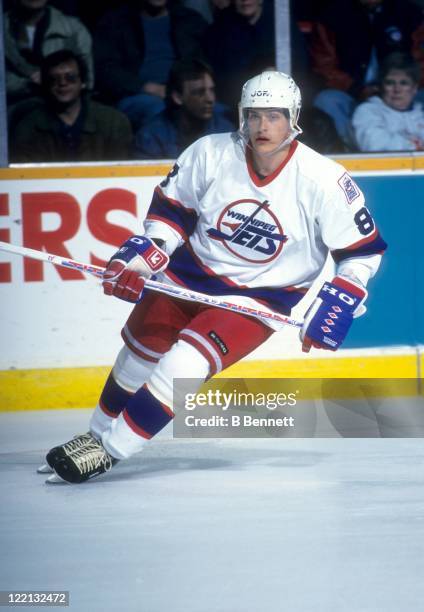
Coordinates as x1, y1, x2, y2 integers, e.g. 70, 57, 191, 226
0, 171, 331, 370
0, 175, 155, 369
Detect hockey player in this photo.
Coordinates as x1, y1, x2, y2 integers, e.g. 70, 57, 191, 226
41, 71, 386, 484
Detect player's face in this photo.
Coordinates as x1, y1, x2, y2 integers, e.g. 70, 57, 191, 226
246, 108, 291, 154
47, 60, 84, 106
381, 69, 417, 111
180, 73, 215, 121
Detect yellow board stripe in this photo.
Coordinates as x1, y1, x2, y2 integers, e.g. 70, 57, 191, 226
220, 353, 418, 378
0, 366, 110, 411
0, 354, 418, 412
0, 164, 172, 180
1, 154, 424, 180
337, 156, 414, 172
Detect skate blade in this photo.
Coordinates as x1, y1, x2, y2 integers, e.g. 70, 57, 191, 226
37, 463, 53, 474
45, 472, 67, 484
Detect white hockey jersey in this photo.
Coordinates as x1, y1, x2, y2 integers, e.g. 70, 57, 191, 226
144, 133, 386, 329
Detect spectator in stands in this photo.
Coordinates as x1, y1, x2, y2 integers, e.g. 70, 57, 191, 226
309, 0, 424, 147
352, 52, 424, 151
47, 1, 123, 30
135, 59, 234, 159
10, 49, 132, 162
203, 0, 275, 113
4, 0, 94, 104
93, 0, 207, 132
182, 0, 230, 24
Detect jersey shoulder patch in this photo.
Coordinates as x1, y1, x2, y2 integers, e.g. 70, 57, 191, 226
337, 172, 361, 204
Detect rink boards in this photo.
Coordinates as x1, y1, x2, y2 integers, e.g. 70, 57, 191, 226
0, 154, 423, 410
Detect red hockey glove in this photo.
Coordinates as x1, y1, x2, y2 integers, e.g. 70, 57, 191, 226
300, 276, 367, 353
102, 235, 169, 303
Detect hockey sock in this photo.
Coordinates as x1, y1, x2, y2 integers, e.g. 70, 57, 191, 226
99, 372, 134, 418
124, 383, 174, 439
101, 340, 209, 459
90, 346, 158, 439
102, 384, 174, 459
89, 373, 133, 438
90, 404, 116, 439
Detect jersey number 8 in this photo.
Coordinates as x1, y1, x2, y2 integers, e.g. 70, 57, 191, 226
354, 206, 375, 236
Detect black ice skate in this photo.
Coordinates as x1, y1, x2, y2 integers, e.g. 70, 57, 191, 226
48, 438, 118, 484
37, 432, 97, 474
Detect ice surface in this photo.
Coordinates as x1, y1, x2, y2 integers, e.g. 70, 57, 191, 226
1, 409, 424, 612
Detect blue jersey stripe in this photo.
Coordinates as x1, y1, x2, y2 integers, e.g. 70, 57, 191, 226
331, 233, 387, 264
148, 188, 198, 239
167, 244, 306, 314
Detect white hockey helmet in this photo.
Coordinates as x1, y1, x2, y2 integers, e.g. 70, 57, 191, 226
239, 71, 302, 145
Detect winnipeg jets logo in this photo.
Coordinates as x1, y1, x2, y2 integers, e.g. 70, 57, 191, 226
207, 199, 287, 263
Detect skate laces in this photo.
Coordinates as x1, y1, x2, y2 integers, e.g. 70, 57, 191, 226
70, 441, 114, 475
62, 433, 95, 454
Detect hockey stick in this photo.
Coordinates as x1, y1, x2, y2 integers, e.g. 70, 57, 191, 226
0, 241, 302, 329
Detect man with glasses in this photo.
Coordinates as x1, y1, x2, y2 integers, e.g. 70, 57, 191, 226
10, 49, 133, 162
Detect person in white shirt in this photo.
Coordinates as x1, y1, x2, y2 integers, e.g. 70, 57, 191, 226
352, 52, 424, 151
39, 71, 387, 484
